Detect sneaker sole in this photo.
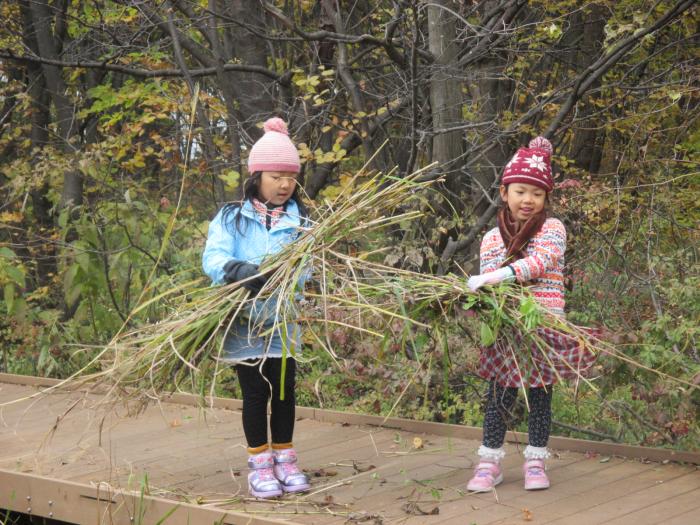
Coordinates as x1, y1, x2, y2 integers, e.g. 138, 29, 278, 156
467, 473, 504, 493
281, 483, 311, 494
524, 482, 550, 491
249, 485, 283, 499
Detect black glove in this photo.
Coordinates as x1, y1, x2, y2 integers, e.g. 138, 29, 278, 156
222, 260, 268, 294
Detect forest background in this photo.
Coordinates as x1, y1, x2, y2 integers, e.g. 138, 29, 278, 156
0, 0, 698, 450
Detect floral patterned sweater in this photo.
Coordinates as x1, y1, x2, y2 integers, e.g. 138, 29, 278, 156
480, 218, 567, 315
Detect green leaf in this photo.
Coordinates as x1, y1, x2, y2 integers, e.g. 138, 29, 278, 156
480, 322, 495, 346
218, 170, 240, 191
4, 284, 15, 313
65, 283, 84, 308
519, 296, 537, 315
4, 265, 25, 287
462, 295, 478, 310
0, 247, 16, 259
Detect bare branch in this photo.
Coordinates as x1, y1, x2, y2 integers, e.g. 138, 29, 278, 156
0, 48, 291, 85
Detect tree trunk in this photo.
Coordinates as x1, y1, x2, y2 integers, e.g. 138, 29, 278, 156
468, 0, 517, 217
26, 0, 83, 208
19, 1, 56, 286
565, 6, 608, 174
224, 0, 274, 136
427, 0, 465, 207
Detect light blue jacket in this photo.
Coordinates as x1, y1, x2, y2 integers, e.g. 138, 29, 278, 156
202, 199, 305, 361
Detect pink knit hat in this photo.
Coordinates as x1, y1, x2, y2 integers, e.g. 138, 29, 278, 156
247, 117, 301, 174
502, 136, 554, 191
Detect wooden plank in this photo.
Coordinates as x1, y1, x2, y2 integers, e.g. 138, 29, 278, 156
3, 377, 700, 525
501, 458, 657, 522
4, 373, 699, 465
324, 458, 472, 523
426, 456, 588, 524
0, 468, 300, 525
191, 425, 401, 495
201, 429, 437, 523
555, 470, 700, 525
661, 509, 700, 525
528, 464, 699, 524
600, 487, 700, 525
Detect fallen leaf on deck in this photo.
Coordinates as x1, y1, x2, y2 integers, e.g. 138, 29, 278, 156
353, 462, 377, 473
346, 511, 384, 524
413, 437, 424, 449
402, 502, 439, 515
522, 507, 533, 521
305, 467, 338, 477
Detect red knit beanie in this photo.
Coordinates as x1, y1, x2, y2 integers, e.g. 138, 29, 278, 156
247, 117, 301, 174
502, 136, 554, 191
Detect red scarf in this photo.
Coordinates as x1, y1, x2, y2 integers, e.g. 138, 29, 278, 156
497, 206, 547, 266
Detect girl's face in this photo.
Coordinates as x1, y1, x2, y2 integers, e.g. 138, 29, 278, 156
499, 183, 547, 224
258, 171, 299, 205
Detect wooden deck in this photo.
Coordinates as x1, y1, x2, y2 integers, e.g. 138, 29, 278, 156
1, 374, 698, 525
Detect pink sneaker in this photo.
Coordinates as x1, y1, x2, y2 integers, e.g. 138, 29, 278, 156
273, 448, 311, 493
248, 451, 283, 499
467, 461, 503, 492
523, 459, 550, 490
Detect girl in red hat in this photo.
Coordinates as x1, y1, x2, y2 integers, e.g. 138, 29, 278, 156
465, 137, 595, 492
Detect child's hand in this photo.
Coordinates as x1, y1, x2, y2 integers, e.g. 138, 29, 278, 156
223, 260, 268, 294
467, 267, 515, 292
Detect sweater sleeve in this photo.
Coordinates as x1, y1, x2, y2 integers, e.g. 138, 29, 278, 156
479, 229, 503, 274
510, 218, 566, 282
202, 208, 238, 285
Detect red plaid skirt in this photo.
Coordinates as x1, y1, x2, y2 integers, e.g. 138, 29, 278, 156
478, 327, 600, 388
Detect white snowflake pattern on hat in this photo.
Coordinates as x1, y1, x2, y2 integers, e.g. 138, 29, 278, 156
526, 155, 547, 172
505, 153, 520, 170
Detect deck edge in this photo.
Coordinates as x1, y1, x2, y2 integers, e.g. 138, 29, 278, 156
0, 468, 300, 525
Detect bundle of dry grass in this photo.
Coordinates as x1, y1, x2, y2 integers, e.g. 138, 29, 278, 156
8, 162, 642, 413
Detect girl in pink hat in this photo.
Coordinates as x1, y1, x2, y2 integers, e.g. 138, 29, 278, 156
465, 137, 595, 492
203, 117, 311, 498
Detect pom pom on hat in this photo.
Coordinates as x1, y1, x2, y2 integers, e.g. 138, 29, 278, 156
248, 117, 300, 174
263, 117, 289, 136
502, 135, 554, 192
528, 136, 552, 154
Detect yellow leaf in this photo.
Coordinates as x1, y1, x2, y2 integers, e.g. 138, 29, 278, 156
412, 437, 424, 449
0, 211, 24, 223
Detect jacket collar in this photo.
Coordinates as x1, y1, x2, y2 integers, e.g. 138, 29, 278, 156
239, 198, 301, 231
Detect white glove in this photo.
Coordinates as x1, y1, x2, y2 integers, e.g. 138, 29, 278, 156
467, 266, 515, 292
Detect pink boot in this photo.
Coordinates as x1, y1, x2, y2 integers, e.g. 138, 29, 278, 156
523, 459, 550, 490
273, 448, 311, 493
467, 461, 503, 492
247, 451, 283, 499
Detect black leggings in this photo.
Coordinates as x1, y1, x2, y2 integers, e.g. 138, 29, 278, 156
234, 358, 296, 448
482, 380, 552, 449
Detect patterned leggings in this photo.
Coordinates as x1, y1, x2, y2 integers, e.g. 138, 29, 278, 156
482, 380, 553, 449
